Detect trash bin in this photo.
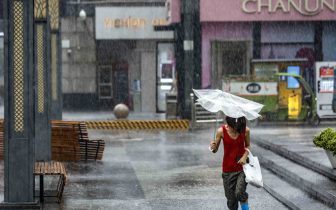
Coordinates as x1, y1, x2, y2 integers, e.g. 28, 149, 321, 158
166, 92, 177, 119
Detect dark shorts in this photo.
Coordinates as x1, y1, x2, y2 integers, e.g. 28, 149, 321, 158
222, 170, 248, 210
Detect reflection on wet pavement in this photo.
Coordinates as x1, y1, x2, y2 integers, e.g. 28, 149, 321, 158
0, 126, 305, 209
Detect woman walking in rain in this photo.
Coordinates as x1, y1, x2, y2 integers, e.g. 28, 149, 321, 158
192, 88, 263, 210
210, 116, 250, 210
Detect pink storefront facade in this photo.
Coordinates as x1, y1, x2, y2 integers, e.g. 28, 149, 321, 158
201, 0, 336, 89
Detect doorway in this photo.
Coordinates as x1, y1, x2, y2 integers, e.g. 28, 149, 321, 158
156, 42, 175, 113
211, 40, 251, 89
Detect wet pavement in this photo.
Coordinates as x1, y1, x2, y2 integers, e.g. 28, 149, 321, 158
0, 115, 335, 209
251, 123, 336, 169
62, 111, 166, 121
0, 128, 289, 209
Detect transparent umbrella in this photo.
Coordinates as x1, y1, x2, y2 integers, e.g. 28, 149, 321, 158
193, 89, 264, 121
192, 89, 264, 151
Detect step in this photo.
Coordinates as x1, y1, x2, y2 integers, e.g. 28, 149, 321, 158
251, 143, 336, 208
252, 136, 336, 181
261, 166, 333, 210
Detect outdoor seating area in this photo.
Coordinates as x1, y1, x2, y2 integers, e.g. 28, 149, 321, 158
34, 161, 66, 203
51, 121, 82, 161
0, 120, 105, 161
80, 139, 105, 161
52, 120, 105, 161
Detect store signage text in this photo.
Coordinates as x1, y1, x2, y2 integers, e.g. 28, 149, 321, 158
242, 0, 335, 16
103, 17, 166, 28
320, 67, 334, 77
96, 7, 174, 39
246, 83, 261, 93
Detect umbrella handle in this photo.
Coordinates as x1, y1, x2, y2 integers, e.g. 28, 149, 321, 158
213, 111, 219, 142
209, 112, 219, 152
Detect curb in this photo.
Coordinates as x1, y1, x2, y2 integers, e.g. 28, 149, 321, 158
85, 120, 189, 130
252, 137, 336, 181
256, 152, 336, 209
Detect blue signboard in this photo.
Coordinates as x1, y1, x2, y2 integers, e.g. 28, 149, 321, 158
287, 66, 300, 89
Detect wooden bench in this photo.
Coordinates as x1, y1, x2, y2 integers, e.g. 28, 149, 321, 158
52, 121, 105, 161
34, 161, 66, 203
76, 122, 105, 161
51, 121, 81, 161
0, 120, 105, 161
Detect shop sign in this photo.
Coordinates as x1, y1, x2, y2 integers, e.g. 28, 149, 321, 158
246, 83, 262, 93
201, 0, 336, 22
96, 7, 174, 39
320, 67, 334, 77
242, 0, 335, 16
165, 0, 181, 25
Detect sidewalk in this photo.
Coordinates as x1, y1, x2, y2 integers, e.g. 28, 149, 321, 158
62, 110, 167, 121
0, 105, 168, 121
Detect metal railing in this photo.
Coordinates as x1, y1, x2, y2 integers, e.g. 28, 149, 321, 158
191, 93, 224, 132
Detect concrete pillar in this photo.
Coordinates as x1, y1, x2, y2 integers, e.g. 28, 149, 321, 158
34, 1, 51, 161
253, 22, 261, 59
314, 21, 323, 61
178, 0, 201, 119
3, 0, 35, 202
49, 0, 62, 120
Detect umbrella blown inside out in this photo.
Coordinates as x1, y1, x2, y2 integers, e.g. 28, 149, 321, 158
192, 89, 264, 121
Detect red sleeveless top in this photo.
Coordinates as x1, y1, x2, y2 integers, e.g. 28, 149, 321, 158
222, 125, 246, 172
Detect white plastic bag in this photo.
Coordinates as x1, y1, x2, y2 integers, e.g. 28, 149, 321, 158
243, 148, 263, 188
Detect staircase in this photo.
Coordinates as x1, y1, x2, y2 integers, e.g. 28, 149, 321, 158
250, 127, 336, 210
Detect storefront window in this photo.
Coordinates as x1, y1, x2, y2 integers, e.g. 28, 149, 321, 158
287, 66, 300, 89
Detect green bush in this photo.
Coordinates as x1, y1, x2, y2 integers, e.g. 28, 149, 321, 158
313, 128, 336, 155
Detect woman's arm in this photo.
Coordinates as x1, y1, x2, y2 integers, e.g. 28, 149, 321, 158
210, 128, 223, 153
238, 126, 251, 165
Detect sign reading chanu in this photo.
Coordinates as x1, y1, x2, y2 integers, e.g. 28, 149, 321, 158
200, 0, 336, 22
242, 0, 335, 16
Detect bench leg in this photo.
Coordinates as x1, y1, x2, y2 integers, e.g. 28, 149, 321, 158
56, 175, 62, 192
57, 177, 64, 203
95, 141, 101, 161
85, 141, 88, 161
40, 175, 44, 203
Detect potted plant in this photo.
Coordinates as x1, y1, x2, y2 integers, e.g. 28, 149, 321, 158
313, 128, 336, 168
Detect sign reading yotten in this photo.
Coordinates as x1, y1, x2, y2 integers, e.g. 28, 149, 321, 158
96, 7, 174, 40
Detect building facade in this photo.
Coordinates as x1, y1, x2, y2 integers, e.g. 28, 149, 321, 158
61, 0, 175, 113
200, 0, 336, 92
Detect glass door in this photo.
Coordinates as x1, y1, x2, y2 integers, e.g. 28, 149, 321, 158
113, 62, 129, 107
98, 66, 113, 99
157, 43, 175, 112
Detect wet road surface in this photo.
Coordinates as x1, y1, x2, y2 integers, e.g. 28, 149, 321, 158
34, 128, 289, 209
1, 122, 332, 209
